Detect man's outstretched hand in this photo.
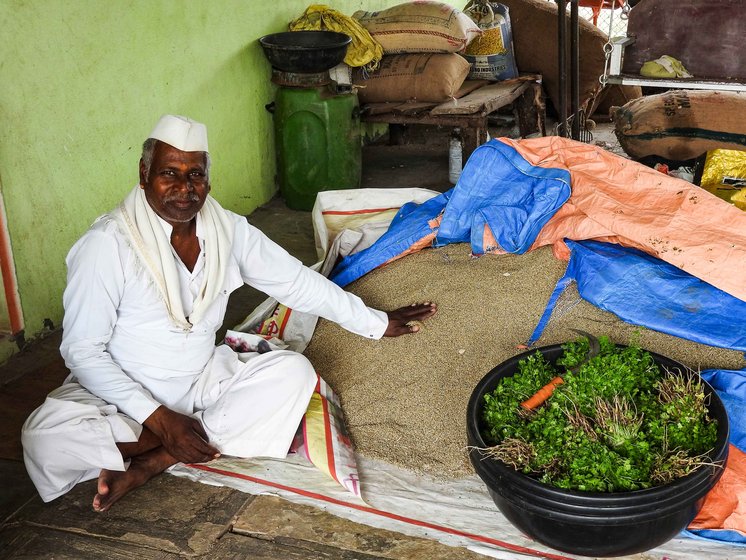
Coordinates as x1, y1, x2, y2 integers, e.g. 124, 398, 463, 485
143, 406, 220, 464
384, 302, 437, 337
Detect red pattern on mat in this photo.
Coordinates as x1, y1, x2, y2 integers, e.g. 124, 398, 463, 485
185, 463, 575, 560
322, 207, 401, 215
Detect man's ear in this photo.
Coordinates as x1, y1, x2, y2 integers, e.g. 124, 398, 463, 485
138, 159, 147, 187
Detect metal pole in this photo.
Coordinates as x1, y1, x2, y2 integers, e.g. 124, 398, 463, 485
557, 0, 567, 137
570, 0, 580, 140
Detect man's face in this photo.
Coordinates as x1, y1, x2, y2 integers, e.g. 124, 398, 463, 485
139, 141, 210, 227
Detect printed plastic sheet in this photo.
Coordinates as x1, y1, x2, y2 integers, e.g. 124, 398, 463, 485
169, 452, 741, 559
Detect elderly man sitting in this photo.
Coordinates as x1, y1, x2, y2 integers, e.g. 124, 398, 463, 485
22, 114, 437, 512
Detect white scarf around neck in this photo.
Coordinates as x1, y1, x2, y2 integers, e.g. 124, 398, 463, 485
111, 185, 235, 330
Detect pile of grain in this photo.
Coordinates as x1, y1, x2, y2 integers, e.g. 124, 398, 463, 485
304, 244, 743, 478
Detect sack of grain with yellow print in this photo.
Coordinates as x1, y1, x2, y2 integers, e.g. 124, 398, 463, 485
463, 1, 518, 81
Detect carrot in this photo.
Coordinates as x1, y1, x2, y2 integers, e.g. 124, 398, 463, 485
519, 330, 601, 411
520, 376, 564, 410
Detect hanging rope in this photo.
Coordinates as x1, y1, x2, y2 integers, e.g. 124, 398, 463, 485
599, 0, 631, 86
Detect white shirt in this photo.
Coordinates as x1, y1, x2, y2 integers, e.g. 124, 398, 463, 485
60, 209, 388, 424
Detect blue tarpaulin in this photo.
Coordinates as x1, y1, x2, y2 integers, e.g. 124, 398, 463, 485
435, 139, 571, 253
331, 140, 570, 287
330, 192, 448, 287
684, 367, 746, 545
527, 239, 746, 352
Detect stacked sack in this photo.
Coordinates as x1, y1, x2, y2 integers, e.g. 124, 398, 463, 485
352, 1, 481, 104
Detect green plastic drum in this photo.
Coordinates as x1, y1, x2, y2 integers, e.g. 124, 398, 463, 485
273, 86, 361, 211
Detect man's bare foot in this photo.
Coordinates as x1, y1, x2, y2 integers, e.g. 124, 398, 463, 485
93, 447, 176, 512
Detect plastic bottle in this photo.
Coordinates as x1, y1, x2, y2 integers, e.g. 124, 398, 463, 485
449, 128, 463, 185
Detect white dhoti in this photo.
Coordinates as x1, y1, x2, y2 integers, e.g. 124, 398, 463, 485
29, 188, 386, 504
22, 347, 316, 503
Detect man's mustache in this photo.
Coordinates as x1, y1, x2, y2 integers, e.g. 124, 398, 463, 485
164, 193, 200, 203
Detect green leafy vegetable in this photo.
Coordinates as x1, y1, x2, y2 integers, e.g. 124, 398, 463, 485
480, 336, 719, 492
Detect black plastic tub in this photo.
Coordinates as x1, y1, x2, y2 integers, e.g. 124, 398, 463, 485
259, 31, 351, 74
466, 344, 729, 557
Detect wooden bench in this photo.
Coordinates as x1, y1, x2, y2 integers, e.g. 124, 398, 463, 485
360, 75, 546, 160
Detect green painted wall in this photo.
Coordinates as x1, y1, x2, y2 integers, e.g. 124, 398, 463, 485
0, 0, 399, 363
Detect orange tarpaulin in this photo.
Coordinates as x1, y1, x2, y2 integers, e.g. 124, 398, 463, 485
690, 444, 746, 534
498, 136, 746, 303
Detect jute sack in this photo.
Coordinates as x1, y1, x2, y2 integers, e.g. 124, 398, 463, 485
589, 84, 642, 119
612, 90, 746, 161
353, 53, 470, 103
353, 1, 481, 54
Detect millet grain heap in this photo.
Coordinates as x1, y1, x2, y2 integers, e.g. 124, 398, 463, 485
303, 244, 744, 478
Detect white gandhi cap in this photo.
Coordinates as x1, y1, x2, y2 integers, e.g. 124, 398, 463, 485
148, 114, 208, 152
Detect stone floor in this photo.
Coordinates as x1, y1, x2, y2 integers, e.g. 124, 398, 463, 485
0, 122, 623, 560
